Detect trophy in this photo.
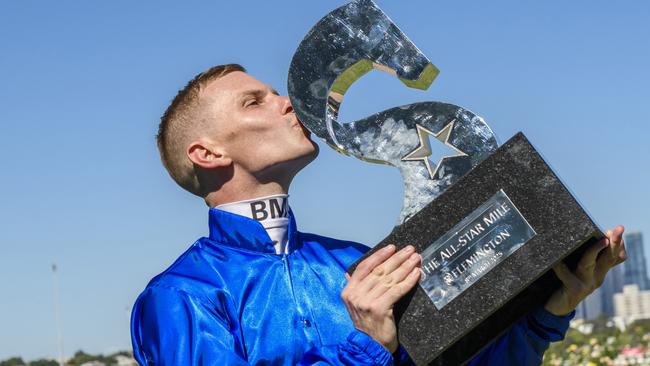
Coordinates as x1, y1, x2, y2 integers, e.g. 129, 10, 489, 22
288, 1, 602, 364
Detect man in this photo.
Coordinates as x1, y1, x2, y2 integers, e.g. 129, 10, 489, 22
131, 64, 627, 365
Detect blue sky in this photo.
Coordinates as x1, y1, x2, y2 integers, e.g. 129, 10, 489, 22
0, 0, 648, 360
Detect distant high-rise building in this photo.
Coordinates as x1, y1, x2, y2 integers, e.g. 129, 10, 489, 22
623, 232, 649, 290
614, 284, 650, 323
601, 263, 625, 317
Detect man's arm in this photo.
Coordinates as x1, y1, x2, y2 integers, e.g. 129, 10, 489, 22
466, 307, 574, 366
465, 225, 627, 366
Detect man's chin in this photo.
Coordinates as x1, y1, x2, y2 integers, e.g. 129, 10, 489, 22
296, 143, 319, 169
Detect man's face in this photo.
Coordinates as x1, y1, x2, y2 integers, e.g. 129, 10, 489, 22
202, 71, 318, 179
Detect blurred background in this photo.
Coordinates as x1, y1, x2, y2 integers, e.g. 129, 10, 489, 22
0, 1, 648, 365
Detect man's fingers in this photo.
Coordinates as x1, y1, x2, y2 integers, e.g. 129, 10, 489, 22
544, 226, 628, 316
617, 240, 628, 264
350, 244, 396, 282
609, 225, 625, 245
376, 267, 421, 309
575, 238, 607, 278
367, 252, 421, 298
372, 245, 417, 279
593, 253, 614, 288
608, 225, 626, 260
593, 226, 628, 281
354, 246, 417, 295
553, 261, 581, 289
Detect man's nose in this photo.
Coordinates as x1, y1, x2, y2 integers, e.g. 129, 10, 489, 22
279, 96, 294, 115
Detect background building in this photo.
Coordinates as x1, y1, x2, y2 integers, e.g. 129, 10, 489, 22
576, 287, 604, 320
601, 263, 625, 317
614, 284, 650, 325
623, 232, 649, 290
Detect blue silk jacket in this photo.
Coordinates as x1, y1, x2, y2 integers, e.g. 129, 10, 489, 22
131, 208, 573, 365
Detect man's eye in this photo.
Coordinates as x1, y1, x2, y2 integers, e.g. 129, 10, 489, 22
245, 99, 260, 108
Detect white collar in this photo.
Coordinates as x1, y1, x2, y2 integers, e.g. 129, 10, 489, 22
216, 194, 290, 254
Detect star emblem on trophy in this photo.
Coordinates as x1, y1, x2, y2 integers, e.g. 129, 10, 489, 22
401, 120, 468, 180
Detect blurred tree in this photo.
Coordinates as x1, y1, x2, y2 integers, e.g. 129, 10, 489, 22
0, 357, 26, 366
65, 351, 109, 366
29, 360, 59, 366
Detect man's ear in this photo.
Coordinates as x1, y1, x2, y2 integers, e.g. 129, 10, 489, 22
187, 139, 232, 169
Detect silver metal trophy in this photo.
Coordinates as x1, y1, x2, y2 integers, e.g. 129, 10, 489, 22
287, 0, 498, 224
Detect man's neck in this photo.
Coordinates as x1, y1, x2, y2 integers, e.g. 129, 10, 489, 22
205, 181, 288, 207
204, 163, 296, 207
203, 158, 308, 207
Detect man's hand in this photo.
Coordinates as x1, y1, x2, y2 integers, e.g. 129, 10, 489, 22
341, 244, 421, 353
545, 225, 627, 316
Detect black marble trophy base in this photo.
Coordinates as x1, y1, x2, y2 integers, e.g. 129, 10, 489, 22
348, 133, 603, 365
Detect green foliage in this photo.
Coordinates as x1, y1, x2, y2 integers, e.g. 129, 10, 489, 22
0, 357, 26, 366
0, 350, 136, 366
29, 360, 58, 366
543, 319, 650, 365
65, 350, 114, 366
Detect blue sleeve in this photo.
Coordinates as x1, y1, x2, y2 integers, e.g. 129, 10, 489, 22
131, 286, 249, 366
466, 306, 574, 366
131, 286, 395, 366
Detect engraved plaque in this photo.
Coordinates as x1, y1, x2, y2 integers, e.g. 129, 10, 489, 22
419, 190, 536, 309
